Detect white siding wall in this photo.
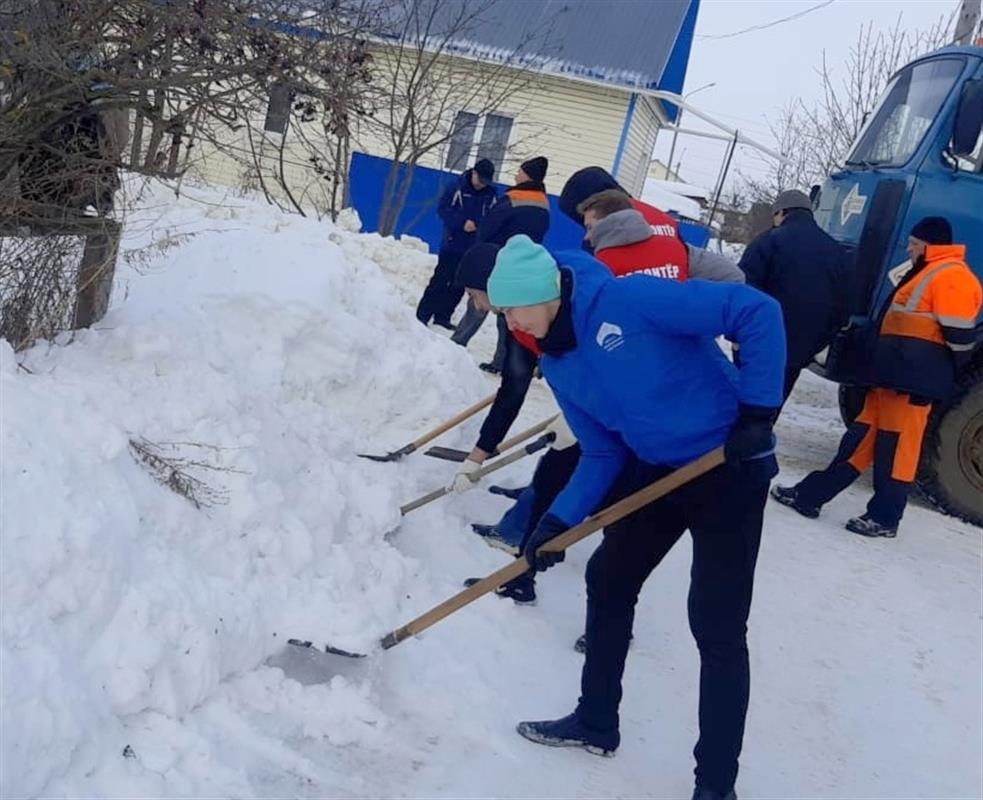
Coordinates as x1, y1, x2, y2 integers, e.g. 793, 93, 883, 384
185, 50, 634, 209
616, 95, 661, 196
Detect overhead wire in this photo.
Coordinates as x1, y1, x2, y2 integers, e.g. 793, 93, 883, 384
698, 0, 836, 41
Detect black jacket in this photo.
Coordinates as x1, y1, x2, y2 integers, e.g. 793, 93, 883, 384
476, 181, 550, 246
739, 209, 849, 369
437, 170, 499, 255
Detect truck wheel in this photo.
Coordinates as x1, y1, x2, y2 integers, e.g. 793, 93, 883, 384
838, 385, 867, 426
919, 365, 983, 527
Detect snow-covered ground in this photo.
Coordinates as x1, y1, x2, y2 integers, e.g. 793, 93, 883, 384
1, 182, 980, 799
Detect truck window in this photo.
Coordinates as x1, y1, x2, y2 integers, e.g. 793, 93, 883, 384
847, 58, 964, 168
954, 127, 983, 173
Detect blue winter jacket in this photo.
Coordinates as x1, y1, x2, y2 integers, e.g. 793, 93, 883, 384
541, 250, 786, 526
438, 170, 499, 255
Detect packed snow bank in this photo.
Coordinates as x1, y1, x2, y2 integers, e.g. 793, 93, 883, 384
0, 180, 485, 797
641, 177, 703, 220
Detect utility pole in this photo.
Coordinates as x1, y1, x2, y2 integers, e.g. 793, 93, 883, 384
953, 0, 981, 45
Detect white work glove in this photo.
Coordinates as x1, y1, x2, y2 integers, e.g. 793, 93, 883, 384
450, 459, 483, 494
546, 415, 577, 451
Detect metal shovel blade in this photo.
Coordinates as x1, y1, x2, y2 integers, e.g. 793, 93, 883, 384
422, 445, 469, 462
357, 444, 415, 463
287, 638, 367, 659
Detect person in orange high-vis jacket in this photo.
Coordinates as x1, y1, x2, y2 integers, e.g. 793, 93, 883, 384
772, 217, 981, 537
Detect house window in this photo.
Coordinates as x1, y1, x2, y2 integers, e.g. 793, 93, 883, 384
445, 111, 513, 178
445, 111, 479, 172
264, 83, 293, 134
476, 114, 513, 176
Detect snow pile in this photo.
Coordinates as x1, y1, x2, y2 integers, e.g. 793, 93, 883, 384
0, 180, 485, 797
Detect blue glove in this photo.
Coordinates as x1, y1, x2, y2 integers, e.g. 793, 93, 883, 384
522, 513, 569, 572
724, 404, 779, 476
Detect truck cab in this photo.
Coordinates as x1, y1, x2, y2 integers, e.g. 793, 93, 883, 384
812, 45, 983, 525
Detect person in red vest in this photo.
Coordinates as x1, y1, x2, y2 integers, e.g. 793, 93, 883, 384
577, 189, 742, 283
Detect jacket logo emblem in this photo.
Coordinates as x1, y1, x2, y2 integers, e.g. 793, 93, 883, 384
596, 322, 625, 352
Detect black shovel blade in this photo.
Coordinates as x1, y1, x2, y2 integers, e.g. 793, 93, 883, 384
357, 443, 415, 463
288, 638, 367, 659
423, 445, 469, 462
357, 452, 402, 463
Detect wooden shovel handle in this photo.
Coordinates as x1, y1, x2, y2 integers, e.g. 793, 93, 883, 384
409, 393, 496, 451
382, 446, 726, 649
399, 433, 556, 516
495, 414, 559, 455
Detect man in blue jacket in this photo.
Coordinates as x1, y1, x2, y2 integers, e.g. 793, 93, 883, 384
486, 236, 786, 800
451, 156, 551, 366
416, 158, 498, 329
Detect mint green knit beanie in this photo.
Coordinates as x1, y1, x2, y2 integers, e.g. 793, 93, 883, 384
487, 235, 561, 308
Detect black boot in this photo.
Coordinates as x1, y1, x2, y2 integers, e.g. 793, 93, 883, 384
463, 573, 536, 605
846, 514, 897, 538
770, 485, 820, 518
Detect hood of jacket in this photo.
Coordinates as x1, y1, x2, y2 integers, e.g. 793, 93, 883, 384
591, 209, 653, 252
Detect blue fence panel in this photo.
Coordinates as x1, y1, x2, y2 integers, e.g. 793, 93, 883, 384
347, 151, 709, 253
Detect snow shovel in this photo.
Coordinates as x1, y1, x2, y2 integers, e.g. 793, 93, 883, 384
358, 393, 496, 462
398, 430, 557, 516
289, 446, 725, 659
423, 414, 559, 462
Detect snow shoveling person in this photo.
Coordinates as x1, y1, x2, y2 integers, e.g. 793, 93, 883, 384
485, 234, 786, 800
416, 158, 499, 330
466, 180, 745, 616
445, 243, 570, 581
450, 156, 550, 372
738, 189, 850, 404
773, 216, 982, 538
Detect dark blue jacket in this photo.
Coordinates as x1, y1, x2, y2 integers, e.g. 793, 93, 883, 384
437, 170, 499, 255
476, 181, 550, 246
541, 251, 786, 526
739, 209, 848, 370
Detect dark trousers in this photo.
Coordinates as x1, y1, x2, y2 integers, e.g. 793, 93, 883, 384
576, 458, 769, 795
450, 298, 488, 346
794, 387, 932, 527
416, 249, 464, 325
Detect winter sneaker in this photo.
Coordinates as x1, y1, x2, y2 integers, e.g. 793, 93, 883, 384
432, 318, 456, 331
471, 523, 520, 556
770, 485, 820, 519
574, 633, 633, 655
845, 514, 897, 538
691, 787, 737, 800
479, 362, 502, 375
516, 713, 619, 757
463, 576, 537, 605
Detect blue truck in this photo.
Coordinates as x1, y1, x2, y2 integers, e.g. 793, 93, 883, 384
811, 44, 983, 525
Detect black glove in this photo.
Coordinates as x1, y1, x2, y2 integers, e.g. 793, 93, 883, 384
522, 513, 569, 572
724, 404, 778, 467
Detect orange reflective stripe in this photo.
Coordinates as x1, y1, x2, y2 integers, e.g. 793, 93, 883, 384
877, 391, 932, 482
507, 189, 548, 205
881, 310, 946, 343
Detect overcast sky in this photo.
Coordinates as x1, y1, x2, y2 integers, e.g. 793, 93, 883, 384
653, 0, 963, 193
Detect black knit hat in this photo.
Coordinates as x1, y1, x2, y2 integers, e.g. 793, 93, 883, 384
474, 158, 495, 182
520, 156, 549, 183
910, 216, 952, 245
455, 243, 502, 289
